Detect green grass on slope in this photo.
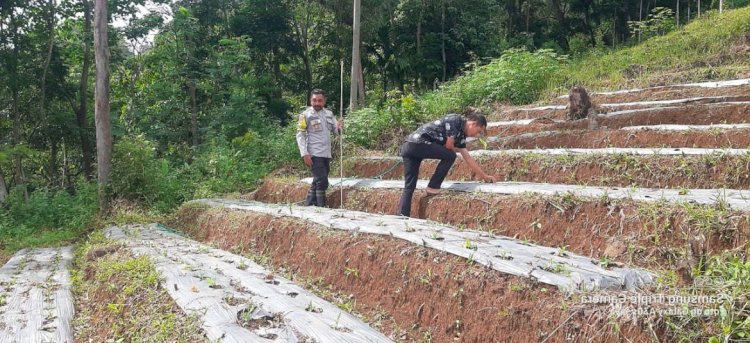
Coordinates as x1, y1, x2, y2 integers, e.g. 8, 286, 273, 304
559, 7, 750, 91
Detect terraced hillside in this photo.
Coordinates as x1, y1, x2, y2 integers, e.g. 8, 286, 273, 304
222, 78, 750, 341
3, 79, 749, 342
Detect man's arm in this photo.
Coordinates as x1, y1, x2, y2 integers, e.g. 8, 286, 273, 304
446, 137, 456, 150
296, 113, 313, 167
327, 111, 342, 136
457, 148, 496, 183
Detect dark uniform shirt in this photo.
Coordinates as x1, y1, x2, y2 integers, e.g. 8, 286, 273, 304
405, 114, 467, 148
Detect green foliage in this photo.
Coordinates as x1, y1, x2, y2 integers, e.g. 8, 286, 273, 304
111, 129, 298, 209
348, 49, 564, 148
564, 6, 750, 90
346, 92, 425, 149
111, 135, 186, 212
628, 7, 676, 39
0, 181, 97, 252
567, 33, 591, 56
71, 234, 205, 342
441, 49, 564, 107
704, 254, 750, 342
678, 251, 750, 341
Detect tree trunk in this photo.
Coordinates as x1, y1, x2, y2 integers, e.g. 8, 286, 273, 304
42, 0, 57, 185
639, 0, 643, 42
49, 140, 58, 183
698, 0, 701, 18
94, 0, 112, 213
441, 0, 447, 82
62, 139, 69, 189
357, 62, 365, 106
293, 17, 313, 93
0, 168, 7, 204
77, 0, 94, 181
11, 80, 27, 202
546, 0, 568, 48
349, 0, 362, 111
676, 0, 680, 27
8, 7, 28, 201
188, 79, 199, 148
41, 0, 55, 114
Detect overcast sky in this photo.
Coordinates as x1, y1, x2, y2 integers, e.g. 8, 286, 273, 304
112, 1, 173, 53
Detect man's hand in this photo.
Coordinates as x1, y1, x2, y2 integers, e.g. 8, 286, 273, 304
303, 155, 313, 168
337, 119, 344, 131
482, 175, 497, 183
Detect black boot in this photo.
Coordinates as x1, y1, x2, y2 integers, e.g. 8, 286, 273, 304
315, 190, 327, 207
304, 189, 316, 206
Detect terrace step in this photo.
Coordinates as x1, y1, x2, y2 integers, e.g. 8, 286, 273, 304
190, 199, 655, 292
498, 95, 750, 120
476, 127, 750, 150
542, 78, 750, 106
0, 247, 74, 343
490, 102, 750, 127
345, 149, 750, 189
307, 177, 750, 211
106, 224, 392, 343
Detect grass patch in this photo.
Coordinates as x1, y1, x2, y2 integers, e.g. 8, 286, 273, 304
71, 231, 206, 342
0, 182, 98, 261
660, 249, 750, 341
559, 7, 750, 91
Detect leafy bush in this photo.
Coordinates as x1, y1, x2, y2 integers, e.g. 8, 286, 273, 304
438, 48, 564, 107
346, 92, 426, 149
0, 181, 97, 251
347, 49, 564, 149
111, 135, 186, 211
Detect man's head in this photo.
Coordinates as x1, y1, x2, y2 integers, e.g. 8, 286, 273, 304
310, 89, 327, 111
463, 107, 487, 137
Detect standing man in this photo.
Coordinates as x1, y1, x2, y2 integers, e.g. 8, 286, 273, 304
398, 108, 496, 217
296, 89, 342, 207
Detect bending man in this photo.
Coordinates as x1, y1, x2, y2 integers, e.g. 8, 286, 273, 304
398, 109, 496, 217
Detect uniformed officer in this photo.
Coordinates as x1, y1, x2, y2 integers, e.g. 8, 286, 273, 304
296, 89, 343, 207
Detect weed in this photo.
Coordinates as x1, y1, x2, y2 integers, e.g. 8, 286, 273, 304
344, 267, 360, 279
530, 219, 542, 231
418, 268, 433, 285
237, 260, 248, 270
305, 301, 322, 313
540, 262, 570, 275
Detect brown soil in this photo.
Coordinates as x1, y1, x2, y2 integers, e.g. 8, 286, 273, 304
346, 153, 750, 189
493, 101, 750, 123
542, 84, 750, 107
251, 178, 749, 275
72, 245, 206, 342
0, 251, 10, 266
174, 206, 659, 343
478, 128, 750, 150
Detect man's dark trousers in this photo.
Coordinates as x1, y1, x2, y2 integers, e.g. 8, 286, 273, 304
398, 142, 457, 216
304, 156, 331, 207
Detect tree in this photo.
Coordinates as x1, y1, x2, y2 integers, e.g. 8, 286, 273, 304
350, 0, 363, 110
75, 0, 95, 181
94, 0, 112, 212
0, 169, 6, 203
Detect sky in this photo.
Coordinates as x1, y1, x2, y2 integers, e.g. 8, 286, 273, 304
111, 1, 174, 53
